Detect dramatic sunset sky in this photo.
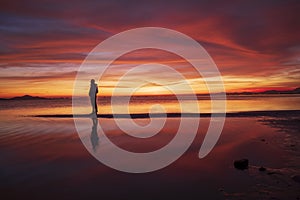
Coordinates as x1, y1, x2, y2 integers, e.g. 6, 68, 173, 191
0, 0, 299, 97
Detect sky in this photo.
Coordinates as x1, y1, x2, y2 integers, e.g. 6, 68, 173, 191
0, 0, 299, 97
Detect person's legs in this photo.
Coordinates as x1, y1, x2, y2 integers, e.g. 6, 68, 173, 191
90, 96, 95, 113
94, 96, 98, 113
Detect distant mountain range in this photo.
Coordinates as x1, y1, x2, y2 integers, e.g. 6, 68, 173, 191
0, 88, 299, 100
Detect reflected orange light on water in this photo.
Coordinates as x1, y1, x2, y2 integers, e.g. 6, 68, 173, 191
1, 95, 299, 120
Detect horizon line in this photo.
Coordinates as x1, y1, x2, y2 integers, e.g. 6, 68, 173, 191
1, 87, 299, 99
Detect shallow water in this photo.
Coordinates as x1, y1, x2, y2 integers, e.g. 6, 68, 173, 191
0, 95, 299, 199
0, 94, 300, 116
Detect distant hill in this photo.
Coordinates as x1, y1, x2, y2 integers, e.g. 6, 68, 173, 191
227, 87, 300, 95
0, 95, 47, 100
292, 87, 300, 93
261, 87, 300, 94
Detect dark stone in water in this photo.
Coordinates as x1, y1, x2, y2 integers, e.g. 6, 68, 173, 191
234, 159, 249, 170
259, 166, 266, 171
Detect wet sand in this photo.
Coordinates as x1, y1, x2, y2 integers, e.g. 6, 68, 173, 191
33, 110, 300, 118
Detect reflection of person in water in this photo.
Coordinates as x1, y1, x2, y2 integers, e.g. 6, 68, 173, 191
89, 79, 98, 114
90, 116, 99, 151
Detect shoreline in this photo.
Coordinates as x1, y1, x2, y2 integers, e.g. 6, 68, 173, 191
31, 110, 300, 119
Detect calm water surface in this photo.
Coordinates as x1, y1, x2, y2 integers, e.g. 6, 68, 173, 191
1, 94, 300, 116
0, 95, 299, 199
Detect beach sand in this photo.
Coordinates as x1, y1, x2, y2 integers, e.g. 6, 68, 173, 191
0, 110, 299, 199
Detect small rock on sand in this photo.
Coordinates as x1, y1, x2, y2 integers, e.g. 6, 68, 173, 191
292, 175, 300, 183
234, 159, 249, 170
259, 167, 267, 171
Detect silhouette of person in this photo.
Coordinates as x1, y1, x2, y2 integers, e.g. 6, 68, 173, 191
90, 115, 99, 151
89, 79, 98, 113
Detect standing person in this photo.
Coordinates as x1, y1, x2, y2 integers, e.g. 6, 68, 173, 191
89, 79, 98, 113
